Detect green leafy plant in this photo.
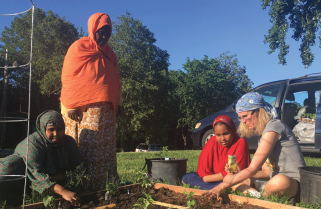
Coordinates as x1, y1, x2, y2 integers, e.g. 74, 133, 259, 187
43, 195, 55, 208
158, 146, 169, 158
181, 183, 200, 189
135, 172, 152, 189
183, 190, 196, 209
296, 202, 321, 209
295, 195, 321, 209
105, 169, 121, 200
302, 113, 316, 120
183, 183, 191, 188
64, 163, 91, 194
25, 185, 57, 205
106, 182, 118, 196
133, 192, 155, 209
0, 200, 6, 209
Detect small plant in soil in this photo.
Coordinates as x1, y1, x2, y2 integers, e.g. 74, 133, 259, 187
25, 186, 57, 205
265, 193, 291, 205
105, 182, 117, 197
296, 201, 321, 209
105, 172, 121, 200
295, 195, 321, 209
182, 183, 201, 189
133, 192, 155, 209
135, 172, 152, 189
183, 190, 196, 209
64, 163, 91, 194
43, 195, 55, 209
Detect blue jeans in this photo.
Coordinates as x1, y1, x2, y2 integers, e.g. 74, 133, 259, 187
181, 172, 222, 190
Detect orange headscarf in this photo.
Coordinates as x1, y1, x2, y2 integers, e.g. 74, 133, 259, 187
60, 13, 121, 113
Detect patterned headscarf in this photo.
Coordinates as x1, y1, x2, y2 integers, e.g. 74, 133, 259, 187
235, 92, 278, 119
213, 115, 239, 142
36, 110, 65, 144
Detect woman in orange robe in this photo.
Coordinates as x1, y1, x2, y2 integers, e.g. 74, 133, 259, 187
60, 13, 121, 190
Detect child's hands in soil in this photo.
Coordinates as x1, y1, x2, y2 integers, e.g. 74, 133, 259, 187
224, 161, 241, 174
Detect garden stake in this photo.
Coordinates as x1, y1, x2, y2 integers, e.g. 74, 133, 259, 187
105, 191, 108, 200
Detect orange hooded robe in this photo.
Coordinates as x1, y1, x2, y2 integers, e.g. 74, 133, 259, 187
60, 13, 121, 120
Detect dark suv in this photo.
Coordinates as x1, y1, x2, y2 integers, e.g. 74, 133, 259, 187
192, 73, 321, 153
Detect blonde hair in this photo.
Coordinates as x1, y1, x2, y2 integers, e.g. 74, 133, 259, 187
238, 108, 272, 138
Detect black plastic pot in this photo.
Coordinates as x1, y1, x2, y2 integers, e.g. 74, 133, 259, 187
299, 166, 321, 204
143, 158, 188, 185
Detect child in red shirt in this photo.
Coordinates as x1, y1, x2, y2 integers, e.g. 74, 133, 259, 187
182, 115, 250, 190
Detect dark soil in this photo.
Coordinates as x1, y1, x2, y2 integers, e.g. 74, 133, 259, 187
56, 184, 268, 209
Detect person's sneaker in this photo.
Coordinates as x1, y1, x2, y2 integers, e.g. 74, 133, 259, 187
248, 190, 261, 198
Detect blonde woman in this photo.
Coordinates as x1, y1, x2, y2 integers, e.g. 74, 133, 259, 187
204, 92, 306, 203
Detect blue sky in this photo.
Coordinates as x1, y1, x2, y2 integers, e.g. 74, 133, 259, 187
1, 0, 320, 88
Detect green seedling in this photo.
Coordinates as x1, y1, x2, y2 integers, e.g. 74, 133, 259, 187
296, 202, 321, 209
64, 163, 91, 194
1, 200, 6, 209
183, 190, 196, 209
135, 172, 152, 189
158, 146, 169, 158
183, 183, 191, 188
106, 182, 118, 196
133, 192, 155, 209
43, 195, 55, 208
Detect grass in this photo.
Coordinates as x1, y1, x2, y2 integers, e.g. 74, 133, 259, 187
117, 150, 321, 183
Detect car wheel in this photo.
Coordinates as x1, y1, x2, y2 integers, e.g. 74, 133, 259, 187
201, 129, 214, 148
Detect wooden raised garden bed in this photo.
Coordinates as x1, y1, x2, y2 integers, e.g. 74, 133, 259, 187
11, 183, 305, 209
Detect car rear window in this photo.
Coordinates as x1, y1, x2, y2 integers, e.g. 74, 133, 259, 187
137, 145, 148, 150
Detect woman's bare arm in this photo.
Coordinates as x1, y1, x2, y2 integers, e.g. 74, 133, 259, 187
224, 131, 279, 185
53, 184, 80, 206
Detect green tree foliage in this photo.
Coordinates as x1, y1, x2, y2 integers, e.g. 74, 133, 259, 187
261, 0, 321, 67
170, 53, 253, 131
0, 8, 83, 114
109, 12, 171, 150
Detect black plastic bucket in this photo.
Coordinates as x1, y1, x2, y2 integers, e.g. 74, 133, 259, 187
143, 158, 187, 185
299, 166, 321, 204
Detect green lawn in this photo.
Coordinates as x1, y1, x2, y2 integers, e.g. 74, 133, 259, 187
117, 150, 321, 183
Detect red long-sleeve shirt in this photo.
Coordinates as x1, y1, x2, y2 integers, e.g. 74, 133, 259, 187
197, 136, 250, 178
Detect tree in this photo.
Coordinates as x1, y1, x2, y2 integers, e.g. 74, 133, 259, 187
261, 0, 321, 67
170, 53, 253, 132
0, 8, 83, 115
108, 12, 171, 151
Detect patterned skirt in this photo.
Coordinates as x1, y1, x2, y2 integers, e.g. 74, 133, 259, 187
63, 102, 117, 190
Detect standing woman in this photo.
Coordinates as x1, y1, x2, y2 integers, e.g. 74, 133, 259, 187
205, 92, 306, 202
60, 13, 122, 190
